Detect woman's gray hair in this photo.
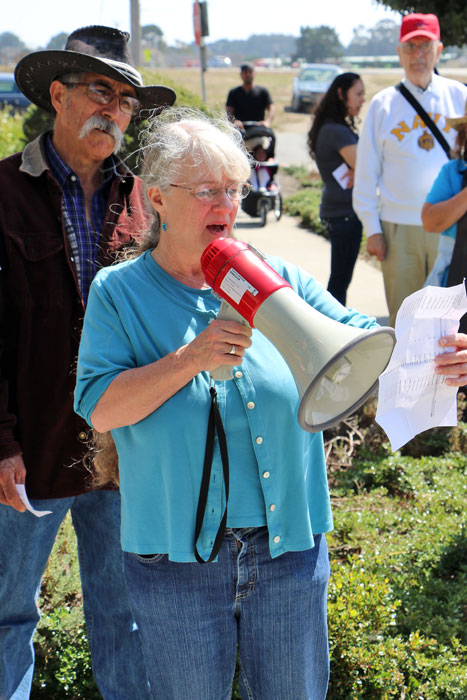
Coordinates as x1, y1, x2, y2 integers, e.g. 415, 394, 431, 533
140, 106, 250, 189
134, 107, 251, 253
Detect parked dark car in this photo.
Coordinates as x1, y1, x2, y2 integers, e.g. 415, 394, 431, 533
0, 72, 31, 112
291, 64, 342, 112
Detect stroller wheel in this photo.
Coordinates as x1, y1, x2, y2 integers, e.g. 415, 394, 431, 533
259, 200, 268, 227
274, 193, 282, 221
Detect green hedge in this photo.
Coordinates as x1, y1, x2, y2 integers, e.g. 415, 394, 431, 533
282, 166, 327, 236
0, 108, 25, 159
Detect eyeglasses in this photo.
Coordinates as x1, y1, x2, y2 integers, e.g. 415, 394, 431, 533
169, 182, 251, 202
400, 41, 437, 55
60, 81, 141, 116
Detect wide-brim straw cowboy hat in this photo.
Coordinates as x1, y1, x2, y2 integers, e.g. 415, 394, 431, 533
14, 25, 176, 116
445, 100, 467, 131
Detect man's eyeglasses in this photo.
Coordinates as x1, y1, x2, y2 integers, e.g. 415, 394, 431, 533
60, 81, 141, 116
400, 41, 437, 55
169, 182, 252, 202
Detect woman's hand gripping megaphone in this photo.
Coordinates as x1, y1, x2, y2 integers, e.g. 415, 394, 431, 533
210, 299, 251, 381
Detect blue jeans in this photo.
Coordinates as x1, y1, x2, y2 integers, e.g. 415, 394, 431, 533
323, 214, 363, 307
0, 490, 150, 700
124, 527, 330, 700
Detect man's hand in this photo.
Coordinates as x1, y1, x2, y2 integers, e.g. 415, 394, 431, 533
366, 233, 386, 262
0, 454, 27, 511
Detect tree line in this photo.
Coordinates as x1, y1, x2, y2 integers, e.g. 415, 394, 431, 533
1, 0, 466, 67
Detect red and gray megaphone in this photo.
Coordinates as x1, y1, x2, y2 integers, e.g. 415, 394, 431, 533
201, 237, 395, 433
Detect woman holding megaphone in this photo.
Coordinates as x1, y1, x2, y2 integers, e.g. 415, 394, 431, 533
74, 108, 467, 700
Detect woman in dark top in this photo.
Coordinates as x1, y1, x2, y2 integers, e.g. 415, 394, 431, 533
308, 72, 365, 306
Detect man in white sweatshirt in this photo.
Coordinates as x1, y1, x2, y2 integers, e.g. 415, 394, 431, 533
353, 13, 467, 326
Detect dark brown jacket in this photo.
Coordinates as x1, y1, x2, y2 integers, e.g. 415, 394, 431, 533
0, 134, 149, 498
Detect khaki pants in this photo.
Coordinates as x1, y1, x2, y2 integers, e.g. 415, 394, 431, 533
381, 221, 440, 327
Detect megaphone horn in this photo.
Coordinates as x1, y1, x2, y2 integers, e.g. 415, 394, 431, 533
201, 238, 395, 433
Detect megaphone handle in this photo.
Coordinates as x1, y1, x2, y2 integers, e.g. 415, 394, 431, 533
210, 300, 250, 381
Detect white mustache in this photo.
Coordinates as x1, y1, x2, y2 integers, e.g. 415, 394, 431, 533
79, 116, 123, 154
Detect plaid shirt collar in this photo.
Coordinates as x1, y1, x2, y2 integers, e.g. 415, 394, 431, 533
45, 133, 120, 305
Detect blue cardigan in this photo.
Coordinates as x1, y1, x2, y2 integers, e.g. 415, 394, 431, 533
75, 251, 378, 562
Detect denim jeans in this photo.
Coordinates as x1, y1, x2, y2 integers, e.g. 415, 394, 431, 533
124, 527, 330, 700
323, 214, 363, 307
0, 490, 150, 700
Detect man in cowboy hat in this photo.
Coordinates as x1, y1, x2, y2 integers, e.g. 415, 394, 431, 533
0, 25, 175, 698
353, 13, 467, 327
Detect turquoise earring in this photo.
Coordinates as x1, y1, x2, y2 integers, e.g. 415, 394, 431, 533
161, 221, 167, 232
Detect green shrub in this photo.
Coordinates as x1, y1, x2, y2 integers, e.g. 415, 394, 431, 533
283, 184, 327, 236
33, 609, 98, 700
337, 453, 416, 498
32, 515, 98, 699
400, 422, 467, 458
140, 69, 207, 113
0, 107, 25, 158
282, 164, 318, 188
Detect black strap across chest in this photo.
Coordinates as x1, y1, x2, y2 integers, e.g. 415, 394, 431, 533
396, 82, 452, 160
194, 385, 230, 563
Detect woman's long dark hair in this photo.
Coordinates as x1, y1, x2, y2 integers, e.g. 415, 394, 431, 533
308, 72, 361, 158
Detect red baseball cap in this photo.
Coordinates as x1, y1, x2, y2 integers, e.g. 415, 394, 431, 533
400, 13, 440, 42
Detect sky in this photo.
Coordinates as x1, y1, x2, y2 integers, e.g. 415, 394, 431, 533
3, 0, 401, 50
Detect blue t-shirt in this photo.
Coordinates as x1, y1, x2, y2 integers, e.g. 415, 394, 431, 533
74, 252, 378, 562
426, 158, 467, 241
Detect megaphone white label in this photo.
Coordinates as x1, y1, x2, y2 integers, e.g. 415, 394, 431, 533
220, 268, 259, 305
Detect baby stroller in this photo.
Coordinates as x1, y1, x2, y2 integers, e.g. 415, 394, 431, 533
241, 122, 282, 227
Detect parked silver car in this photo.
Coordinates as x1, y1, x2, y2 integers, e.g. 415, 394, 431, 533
0, 73, 31, 112
291, 64, 342, 112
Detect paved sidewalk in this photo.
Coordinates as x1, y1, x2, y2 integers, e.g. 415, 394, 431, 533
234, 209, 390, 325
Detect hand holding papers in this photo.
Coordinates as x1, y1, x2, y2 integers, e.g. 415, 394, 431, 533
376, 283, 467, 451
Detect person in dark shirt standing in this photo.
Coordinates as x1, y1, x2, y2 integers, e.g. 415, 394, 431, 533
226, 63, 276, 158
226, 63, 275, 127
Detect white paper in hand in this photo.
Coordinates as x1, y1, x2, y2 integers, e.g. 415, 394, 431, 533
375, 283, 467, 451
16, 484, 52, 517
332, 163, 350, 190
